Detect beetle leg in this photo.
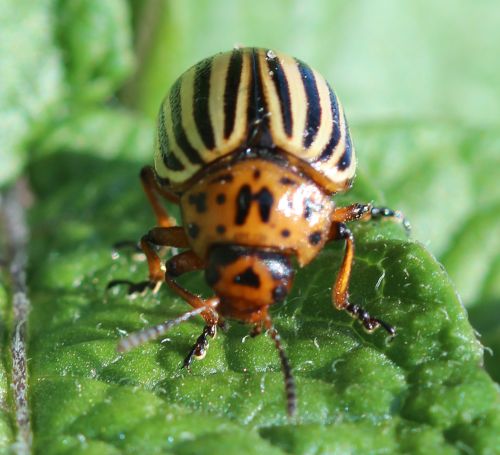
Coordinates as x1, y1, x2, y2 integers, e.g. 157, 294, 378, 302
332, 203, 410, 234
115, 248, 222, 362
140, 165, 179, 227
165, 250, 219, 324
165, 251, 223, 368
108, 226, 189, 294
182, 324, 217, 371
329, 222, 396, 336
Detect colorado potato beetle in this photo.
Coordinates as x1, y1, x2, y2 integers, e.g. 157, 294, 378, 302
110, 47, 409, 417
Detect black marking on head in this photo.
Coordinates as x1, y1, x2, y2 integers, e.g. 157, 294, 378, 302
266, 52, 293, 137
235, 184, 253, 225
280, 177, 297, 186
272, 285, 288, 303
234, 267, 261, 288
308, 231, 322, 246
188, 192, 207, 213
296, 59, 321, 147
224, 49, 243, 139
216, 193, 226, 205
281, 229, 290, 238
210, 173, 234, 184
315, 86, 341, 162
169, 79, 204, 165
158, 106, 184, 171
216, 224, 226, 234
187, 223, 200, 238
193, 57, 215, 149
253, 169, 261, 180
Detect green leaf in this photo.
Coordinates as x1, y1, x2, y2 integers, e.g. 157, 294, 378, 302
25, 149, 499, 453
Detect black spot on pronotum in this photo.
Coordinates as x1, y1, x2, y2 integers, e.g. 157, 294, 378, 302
281, 229, 290, 238
234, 267, 261, 288
235, 185, 275, 225
308, 231, 322, 245
235, 184, 252, 225
187, 223, 200, 238
253, 169, 261, 180
188, 192, 207, 213
216, 225, 226, 234
255, 187, 273, 223
216, 193, 226, 205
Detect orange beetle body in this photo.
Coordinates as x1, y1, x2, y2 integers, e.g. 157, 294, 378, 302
112, 48, 407, 417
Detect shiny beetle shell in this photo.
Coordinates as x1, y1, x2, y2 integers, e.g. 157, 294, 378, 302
154, 47, 355, 193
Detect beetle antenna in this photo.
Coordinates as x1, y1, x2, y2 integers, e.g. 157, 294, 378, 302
267, 323, 296, 418
118, 306, 209, 353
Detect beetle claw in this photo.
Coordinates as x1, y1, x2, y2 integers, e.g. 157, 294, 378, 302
107, 279, 158, 296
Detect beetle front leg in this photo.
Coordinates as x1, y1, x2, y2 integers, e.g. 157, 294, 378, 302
182, 324, 217, 370
165, 251, 223, 368
333, 203, 410, 233
108, 226, 190, 294
329, 222, 395, 336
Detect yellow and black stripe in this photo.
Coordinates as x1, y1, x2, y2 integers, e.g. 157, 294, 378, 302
154, 47, 355, 192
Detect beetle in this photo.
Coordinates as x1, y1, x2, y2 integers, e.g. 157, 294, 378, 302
110, 47, 409, 417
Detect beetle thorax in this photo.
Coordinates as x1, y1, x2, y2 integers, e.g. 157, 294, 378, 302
180, 158, 335, 266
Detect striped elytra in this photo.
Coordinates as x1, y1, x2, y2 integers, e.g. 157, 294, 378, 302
154, 47, 355, 193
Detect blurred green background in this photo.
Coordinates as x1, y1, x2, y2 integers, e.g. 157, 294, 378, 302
1, 0, 499, 452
